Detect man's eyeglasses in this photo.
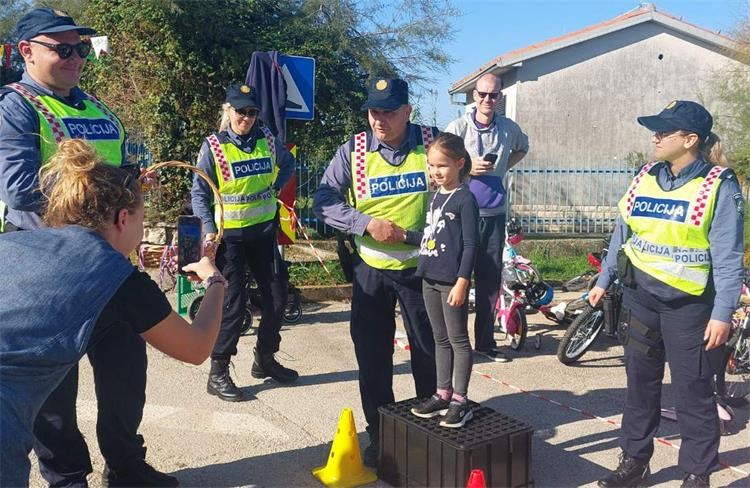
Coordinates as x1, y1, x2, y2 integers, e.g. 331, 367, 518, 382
475, 90, 500, 100
234, 108, 259, 118
29, 40, 92, 59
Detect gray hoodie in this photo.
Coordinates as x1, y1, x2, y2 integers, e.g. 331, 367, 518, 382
444, 110, 529, 216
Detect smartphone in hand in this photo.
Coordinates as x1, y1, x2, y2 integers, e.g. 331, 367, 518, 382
177, 216, 202, 275
483, 153, 498, 164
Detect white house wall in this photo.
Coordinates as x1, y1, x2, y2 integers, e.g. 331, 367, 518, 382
512, 22, 741, 168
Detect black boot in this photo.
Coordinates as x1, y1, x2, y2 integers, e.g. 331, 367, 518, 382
598, 451, 650, 487
207, 359, 244, 401
103, 461, 179, 487
251, 348, 298, 383
681, 474, 710, 488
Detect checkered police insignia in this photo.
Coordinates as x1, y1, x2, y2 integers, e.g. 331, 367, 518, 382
8, 83, 68, 143
625, 162, 657, 215
376, 80, 388, 91
353, 131, 368, 200
665, 100, 677, 109
240, 85, 251, 94
207, 134, 232, 182
687, 166, 727, 227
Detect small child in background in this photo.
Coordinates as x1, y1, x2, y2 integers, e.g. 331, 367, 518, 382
404, 133, 479, 428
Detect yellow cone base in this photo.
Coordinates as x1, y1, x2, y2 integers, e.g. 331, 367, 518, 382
312, 408, 377, 488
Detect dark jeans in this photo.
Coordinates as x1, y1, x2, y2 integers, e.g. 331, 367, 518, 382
473, 213, 505, 351
33, 322, 148, 486
422, 279, 472, 396
351, 255, 436, 437
212, 232, 288, 358
621, 284, 722, 476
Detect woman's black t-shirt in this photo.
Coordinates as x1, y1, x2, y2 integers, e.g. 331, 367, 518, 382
405, 184, 479, 285
88, 268, 173, 347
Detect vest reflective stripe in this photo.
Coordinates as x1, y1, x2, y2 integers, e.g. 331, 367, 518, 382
7, 83, 124, 166
354, 239, 420, 262
618, 163, 726, 295
223, 202, 278, 222
208, 129, 276, 229
350, 127, 432, 270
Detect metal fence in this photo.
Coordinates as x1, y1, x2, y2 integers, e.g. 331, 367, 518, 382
127, 134, 681, 237
296, 160, 639, 237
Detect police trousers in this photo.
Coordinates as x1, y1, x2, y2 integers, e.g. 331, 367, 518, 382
212, 232, 287, 358
33, 321, 148, 486
621, 283, 723, 476
351, 254, 437, 437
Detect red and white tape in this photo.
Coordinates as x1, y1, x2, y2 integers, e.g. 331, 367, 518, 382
392, 338, 748, 477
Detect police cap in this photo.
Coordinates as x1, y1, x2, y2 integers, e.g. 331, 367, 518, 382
226, 83, 259, 110
637, 100, 713, 141
15, 8, 96, 41
361, 77, 409, 111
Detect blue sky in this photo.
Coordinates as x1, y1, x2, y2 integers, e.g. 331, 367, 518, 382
422, 0, 747, 128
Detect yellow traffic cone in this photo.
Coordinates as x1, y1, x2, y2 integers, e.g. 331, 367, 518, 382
312, 408, 377, 488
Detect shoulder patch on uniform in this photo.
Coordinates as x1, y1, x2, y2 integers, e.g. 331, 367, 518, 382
732, 192, 744, 215
718, 168, 737, 180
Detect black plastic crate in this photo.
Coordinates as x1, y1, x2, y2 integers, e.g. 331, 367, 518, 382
378, 398, 533, 487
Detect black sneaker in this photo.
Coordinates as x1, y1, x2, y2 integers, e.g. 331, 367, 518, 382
439, 401, 473, 428
103, 462, 179, 487
681, 474, 710, 488
597, 451, 650, 487
476, 347, 510, 363
411, 394, 450, 418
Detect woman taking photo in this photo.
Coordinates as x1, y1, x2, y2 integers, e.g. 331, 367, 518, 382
191, 82, 297, 402
0, 139, 226, 487
592, 101, 744, 488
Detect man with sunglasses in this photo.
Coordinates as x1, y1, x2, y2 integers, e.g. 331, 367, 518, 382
0, 8, 177, 487
445, 73, 529, 362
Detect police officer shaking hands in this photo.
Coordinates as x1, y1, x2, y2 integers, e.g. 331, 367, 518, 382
313, 77, 438, 467
592, 101, 744, 488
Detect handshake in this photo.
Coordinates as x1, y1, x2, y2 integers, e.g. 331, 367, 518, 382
366, 218, 407, 243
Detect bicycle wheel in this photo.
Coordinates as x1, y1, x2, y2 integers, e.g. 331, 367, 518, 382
557, 305, 605, 365
717, 334, 750, 405
508, 308, 527, 351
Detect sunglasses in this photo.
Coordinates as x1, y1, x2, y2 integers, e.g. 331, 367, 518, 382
475, 90, 500, 100
234, 108, 259, 118
29, 39, 92, 59
653, 130, 684, 141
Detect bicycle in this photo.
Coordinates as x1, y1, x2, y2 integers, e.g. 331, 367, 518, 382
556, 242, 624, 365
188, 262, 303, 336
715, 276, 750, 406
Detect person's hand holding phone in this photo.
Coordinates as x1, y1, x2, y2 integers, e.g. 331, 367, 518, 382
182, 256, 220, 282
471, 153, 497, 176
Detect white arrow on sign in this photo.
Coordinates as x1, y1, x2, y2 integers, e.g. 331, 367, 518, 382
281, 63, 309, 113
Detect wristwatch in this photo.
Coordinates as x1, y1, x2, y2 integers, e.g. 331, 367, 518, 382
204, 272, 228, 289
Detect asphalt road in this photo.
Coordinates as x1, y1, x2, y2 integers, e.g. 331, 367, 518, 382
28, 295, 749, 487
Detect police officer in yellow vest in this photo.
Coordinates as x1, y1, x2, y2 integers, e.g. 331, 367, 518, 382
0, 8, 178, 487
313, 77, 438, 466
191, 82, 297, 402
592, 101, 744, 488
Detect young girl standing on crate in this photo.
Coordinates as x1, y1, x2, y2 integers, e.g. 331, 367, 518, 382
402, 132, 480, 428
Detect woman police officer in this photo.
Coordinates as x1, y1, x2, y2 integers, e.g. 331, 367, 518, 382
591, 101, 744, 488
191, 82, 297, 402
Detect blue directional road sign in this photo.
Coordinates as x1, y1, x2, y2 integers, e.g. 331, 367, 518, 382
279, 54, 315, 121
